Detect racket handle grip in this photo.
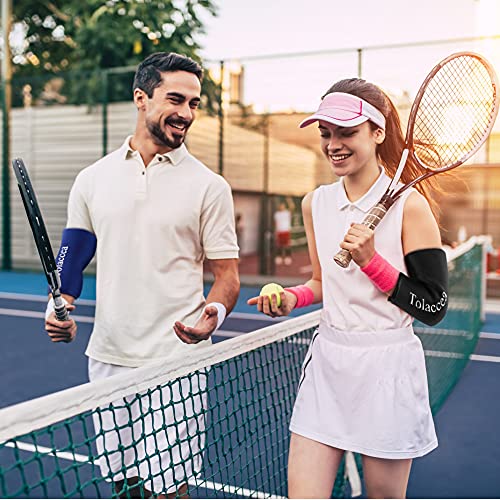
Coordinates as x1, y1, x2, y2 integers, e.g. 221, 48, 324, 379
333, 248, 354, 268
333, 199, 391, 268
53, 295, 69, 322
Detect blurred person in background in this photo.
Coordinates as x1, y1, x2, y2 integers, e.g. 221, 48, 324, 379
274, 200, 294, 265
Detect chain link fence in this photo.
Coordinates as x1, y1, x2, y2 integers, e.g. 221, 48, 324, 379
2, 36, 500, 274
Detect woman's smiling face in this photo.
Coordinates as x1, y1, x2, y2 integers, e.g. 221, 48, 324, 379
318, 120, 385, 177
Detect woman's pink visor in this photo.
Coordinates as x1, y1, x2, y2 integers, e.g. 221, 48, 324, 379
299, 92, 386, 130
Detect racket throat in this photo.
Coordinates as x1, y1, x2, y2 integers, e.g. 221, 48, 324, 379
388, 148, 409, 191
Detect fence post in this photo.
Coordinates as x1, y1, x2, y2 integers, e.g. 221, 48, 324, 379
357, 48, 363, 78
218, 60, 224, 176
102, 70, 109, 157
1, 79, 11, 270
1, 0, 12, 270
259, 114, 274, 275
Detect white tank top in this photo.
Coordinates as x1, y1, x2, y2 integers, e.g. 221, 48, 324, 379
312, 169, 414, 332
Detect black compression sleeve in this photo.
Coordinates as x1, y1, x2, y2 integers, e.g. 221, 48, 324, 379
388, 248, 448, 326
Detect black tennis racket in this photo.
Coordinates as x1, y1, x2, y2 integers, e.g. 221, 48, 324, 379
334, 52, 499, 267
12, 158, 69, 321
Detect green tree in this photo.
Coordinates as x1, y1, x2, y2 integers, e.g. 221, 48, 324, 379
11, 0, 219, 109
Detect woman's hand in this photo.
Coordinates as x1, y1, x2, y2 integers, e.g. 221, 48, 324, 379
339, 223, 375, 268
247, 289, 298, 318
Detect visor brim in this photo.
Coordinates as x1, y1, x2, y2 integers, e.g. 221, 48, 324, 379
299, 113, 369, 129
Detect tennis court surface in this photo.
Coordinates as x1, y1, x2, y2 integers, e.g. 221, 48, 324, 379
0, 238, 497, 498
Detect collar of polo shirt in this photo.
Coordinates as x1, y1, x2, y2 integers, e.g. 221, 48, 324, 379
121, 136, 187, 165
337, 166, 391, 213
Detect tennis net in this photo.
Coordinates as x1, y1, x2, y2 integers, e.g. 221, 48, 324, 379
0, 238, 486, 498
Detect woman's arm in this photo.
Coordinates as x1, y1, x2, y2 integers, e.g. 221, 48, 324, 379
299, 191, 323, 302
387, 191, 448, 326
401, 191, 442, 254
247, 191, 323, 317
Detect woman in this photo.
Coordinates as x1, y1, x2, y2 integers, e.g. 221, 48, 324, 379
248, 79, 448, 498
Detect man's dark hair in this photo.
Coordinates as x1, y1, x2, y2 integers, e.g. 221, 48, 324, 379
132, 52, 203, 97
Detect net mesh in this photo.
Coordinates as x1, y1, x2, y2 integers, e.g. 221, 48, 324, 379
0, 239, 485, 498
413, 54, 498, 170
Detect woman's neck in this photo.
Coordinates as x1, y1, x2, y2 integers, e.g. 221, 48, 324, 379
343, 164, 381, 203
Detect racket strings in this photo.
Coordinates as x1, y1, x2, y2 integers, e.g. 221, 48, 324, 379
413, 55, 497, 170
415, 62, 494, 165
415, 82, 492, 166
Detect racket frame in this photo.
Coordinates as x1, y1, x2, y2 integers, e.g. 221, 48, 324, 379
12, 158, 69, 321
334, 52, 499, 268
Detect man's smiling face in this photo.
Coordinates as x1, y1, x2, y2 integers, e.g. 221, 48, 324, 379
136, 70, 202, 150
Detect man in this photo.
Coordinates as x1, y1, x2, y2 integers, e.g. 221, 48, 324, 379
44, 52, 240, 498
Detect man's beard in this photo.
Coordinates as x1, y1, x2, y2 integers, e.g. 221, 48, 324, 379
146, 118, 188, 149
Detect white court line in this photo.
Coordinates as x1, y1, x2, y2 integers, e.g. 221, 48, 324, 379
4, 289, 500, 313
5, 441, 284, 498
0, 309, 274, 338
2, 305, 500, 349
0, 304, 288, 324
213, 330, 244, 338
425, 351, 500, 363
0, 291, 96, 306
484, 300, 500, 313
345, 451, 362, 497
0, 308, 275, 334
192, 480, 285, 499
480, 332, 500, 339
229, 311, 288, 322
5, 440, 89, 463
470, 354, 500, 363
0, 292, 287, 321
0, 308, 94, 323
0, 310, 257, 339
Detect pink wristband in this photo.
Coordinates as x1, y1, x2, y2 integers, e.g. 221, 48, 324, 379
285, 285, 315, 308
360, 251, 400, 293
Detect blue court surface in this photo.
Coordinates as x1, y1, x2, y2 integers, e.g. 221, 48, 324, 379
0, 271, 499, 498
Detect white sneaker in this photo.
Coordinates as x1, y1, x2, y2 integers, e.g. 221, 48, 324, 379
275, 256, 283, 265
284, 257, 292, 265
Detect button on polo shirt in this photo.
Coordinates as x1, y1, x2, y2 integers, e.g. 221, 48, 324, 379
66, 137, 239, 367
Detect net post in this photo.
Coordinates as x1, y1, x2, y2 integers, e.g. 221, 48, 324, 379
479, 235, 488, 322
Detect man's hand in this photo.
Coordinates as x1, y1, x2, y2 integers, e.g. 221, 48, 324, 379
45, 304, 77, 343
173, 305, 219, 344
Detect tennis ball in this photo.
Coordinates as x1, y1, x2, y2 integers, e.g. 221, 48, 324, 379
259, 283, 285, 307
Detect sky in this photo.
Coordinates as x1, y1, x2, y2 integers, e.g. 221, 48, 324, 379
198, 0, 496, 61
196, 0, 500, 114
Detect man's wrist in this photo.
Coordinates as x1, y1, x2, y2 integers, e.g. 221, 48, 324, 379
206, 302, 227, 331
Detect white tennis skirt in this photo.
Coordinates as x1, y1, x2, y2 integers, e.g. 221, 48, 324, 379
289, 324, 438, 459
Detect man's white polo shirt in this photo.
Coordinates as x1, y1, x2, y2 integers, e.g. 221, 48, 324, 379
66, 137, 239, 367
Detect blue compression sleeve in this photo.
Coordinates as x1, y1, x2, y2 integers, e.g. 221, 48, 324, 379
55, 228, 97, 299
